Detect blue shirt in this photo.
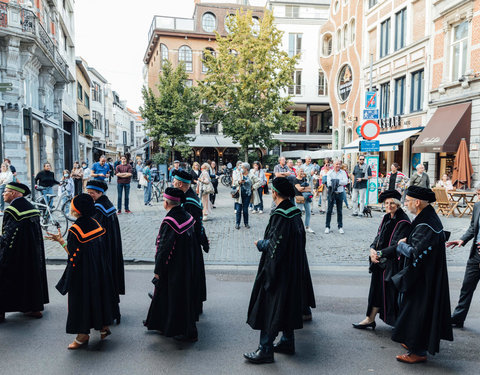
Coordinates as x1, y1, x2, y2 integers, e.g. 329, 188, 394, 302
91, 162, 110, 181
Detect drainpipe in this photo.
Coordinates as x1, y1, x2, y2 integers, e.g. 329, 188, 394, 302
28, 107, 35, 200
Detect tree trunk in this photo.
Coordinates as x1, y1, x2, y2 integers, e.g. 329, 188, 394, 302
244, 148, 249, 163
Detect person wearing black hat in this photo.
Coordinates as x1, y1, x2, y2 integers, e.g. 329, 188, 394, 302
46, 194, 119, 349
172, 169, 209, 318
388, 186, 453, 363
244, 177, 315, 364
352, 190, 411, 330
0, 182, 49, 323
144, 187, 198, 341
86, 180, 125, 324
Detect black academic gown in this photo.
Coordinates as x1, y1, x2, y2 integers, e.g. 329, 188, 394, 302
184, 188, 208, 318
145, 206, 198, 337
367, 209, 411, 325
56, 217, 119, 334
94, 195, 125, 297
0, 197, 49, 313
247, 199, 315, 334
391, 204, 453, 354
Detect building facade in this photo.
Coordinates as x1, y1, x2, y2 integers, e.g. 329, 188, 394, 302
75, 58, 93, 164
112, 91, 134, 157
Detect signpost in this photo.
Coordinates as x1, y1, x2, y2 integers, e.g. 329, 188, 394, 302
363, 109, 379, 120
0, 82, 13, 92
360, 140, 380, 152
365, 91, 377, 109
360, 120, 380, 140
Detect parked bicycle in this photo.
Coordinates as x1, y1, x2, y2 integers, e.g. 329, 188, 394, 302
31, 185, 70, 236
152, 173, 166, 203
220, 168, 233, 187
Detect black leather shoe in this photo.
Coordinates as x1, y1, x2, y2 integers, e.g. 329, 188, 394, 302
243, 348, 274, 364
116, 315, 121, 325
352, 321, 376, 330
148, 292, 153, 299
245, 224, 250, 229
235, 225, 240, 230
273, 340, 295, 355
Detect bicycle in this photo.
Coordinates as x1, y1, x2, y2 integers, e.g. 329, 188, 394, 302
220, 168, 233, 187
31, 186, 70, 236
152, 173, 166, 203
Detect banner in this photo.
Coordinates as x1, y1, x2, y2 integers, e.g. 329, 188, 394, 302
365, 155, 379, 204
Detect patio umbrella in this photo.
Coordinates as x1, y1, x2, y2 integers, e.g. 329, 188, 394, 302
452, 138, 473, 189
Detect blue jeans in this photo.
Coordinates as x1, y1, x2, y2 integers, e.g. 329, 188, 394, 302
0, 185, 5, 211
144, 181, 152, 204
254, 186, 264, 211
117, 183, 130, 211
342, 191, 349, 208
259, 330, 294, 353
236, 192, 250, 225
297, 199, 311, 227
326, 192, 343, 229
41, 186, 54, 208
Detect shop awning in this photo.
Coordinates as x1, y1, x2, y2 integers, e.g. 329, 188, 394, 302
189, 135, 239, 148
412, 102, 471, 153
93, 146, 113, 154
343, 127, 423, 153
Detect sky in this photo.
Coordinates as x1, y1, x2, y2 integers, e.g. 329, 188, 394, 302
75, 0, 195, 111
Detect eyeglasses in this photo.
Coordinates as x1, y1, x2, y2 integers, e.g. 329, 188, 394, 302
404, 199, 416, 203
359, 159, 365, 161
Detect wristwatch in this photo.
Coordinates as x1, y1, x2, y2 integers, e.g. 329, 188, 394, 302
376, 251, 382, 258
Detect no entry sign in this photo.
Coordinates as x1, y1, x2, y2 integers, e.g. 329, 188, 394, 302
360, 120, 380, 140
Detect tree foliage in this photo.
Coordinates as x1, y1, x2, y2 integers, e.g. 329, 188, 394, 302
199, 10, 299, 160
140, 60, 200, 162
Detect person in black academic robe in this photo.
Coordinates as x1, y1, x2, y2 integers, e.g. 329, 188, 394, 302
86, 180, 125, 323
353, 190, 411, 329
244, 177, 315, 364
144, 188, 198, 341
47, 194, 119, 350
0, 182, 48, 322
389, 186, 453, 364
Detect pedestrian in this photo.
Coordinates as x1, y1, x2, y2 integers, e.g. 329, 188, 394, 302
86, 180, 124, 324
81, 161, 91, 192
143, 160, 153, 206
91, 155, 110, 182
436, 174, 454, 191
4, 158, 17, 182
136, 160, 143, 190
251, 161, 266, 214
197, 163, 214, 221
70, 161, 84, 196
319, 159, 332, 213
209, 161, 219, 208
409, 163, 430, 188
35, 162, 60, 208
0, 162, 14, 214
168, 160, 182, 185
301, 156, 316, 188
273, 157, 290, 180
47, 194, 119, 349
172, 170, 209, 318
352, 190, 411, 330
294, 167, 315, 234
190, 161, 201, 190
0, 182, 49, 323
382, 163, 408, 193
341, 163, 350, 209
233, 162, 260, 230
115, 155, 133, 214
244, 177, 315, 364
144, 188, 198, 342
389, 186, 453, 363
295, 159, 303, 172
58, 170, 74, 214
325, 160, 349, 234
107, 158, 114, 183
351, 155, 372, 217
447, 183, 480, 328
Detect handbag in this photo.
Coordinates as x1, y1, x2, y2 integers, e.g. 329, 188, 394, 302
231, 187, 239, 199
318, 184, 324, 193
202, 182, 215, 195
295, 195, 305, 204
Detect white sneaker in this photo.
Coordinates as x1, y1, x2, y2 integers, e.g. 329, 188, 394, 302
252, 210, 258, 214
258, 210, 263, 214
306, 227, 315, 234
338, 228, 345, 234
248, 207, 253, 211
324, 228, 330, 234
203, 216, 208, 221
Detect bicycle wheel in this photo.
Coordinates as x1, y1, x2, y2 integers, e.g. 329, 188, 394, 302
221, 175, 229, 187
153, 186, 160, 202
61, 198, 76, 222
46, 210, 69, 237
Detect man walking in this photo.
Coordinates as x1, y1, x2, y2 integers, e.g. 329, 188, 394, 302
351, 155, 372, 217
115, 155, 133, 214
91, 155, 110, 182
325, 160, 348, 234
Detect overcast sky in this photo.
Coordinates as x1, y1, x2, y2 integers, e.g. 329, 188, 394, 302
75, 0, 195, 111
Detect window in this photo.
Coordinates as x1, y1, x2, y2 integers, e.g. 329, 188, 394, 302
200, 113, 218, 134
225, 14, 236, 33
252, 16, 260, 35
285, 5, 299, 18
394, 76, 405, 115
92, 110, 102, 130
123, 131, 127, 145
322, 34, 333, 56
78, 115, 84, 133
369, 0, 377, 8
77, 82, 83, 100
288, 71, 302, 95
105, 119, 109, 137
202, 12, 216, 32
92, 82, 101, 103
451, 21, 468, 81
343, 24, 348, 48
395, 8, 406, 51
288, 33, 302, 58
380, 18, 390, 58
178, 45, 193, 72
202, 47, 215, 73
160, 44, 168, 62
84, 93, 90, 109
350, 19, 356, 43
318, 71, 327, 96
333, 0, 340, 14
336, 29, 341, 52
410, 70, 424, 112
380, 82, 390, 118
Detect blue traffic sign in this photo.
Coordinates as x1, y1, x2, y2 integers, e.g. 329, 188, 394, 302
359, 140, 380, 152
363, 109, 379, 120
356, 126, 362, 136
365, 92, 377, 109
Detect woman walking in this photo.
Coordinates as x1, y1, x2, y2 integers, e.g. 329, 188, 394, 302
71, 161, 83, 196
294, 167, 315, 234
251, 161, 266, 214
81, 161, 91, 192
209, 161, 219, 208
233, 162, 260, 229
197, 163, 213, 221
143, 160, 153, 206
0, 162, 13, 214
190, 161, 201, 190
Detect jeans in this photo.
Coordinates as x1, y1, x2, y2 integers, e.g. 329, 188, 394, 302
236, 192, 250, 225
259, 330, 294, 353
144, 181, 152, 204
41, 186, 54, 208
254, 186, 264, 211
0, 185, 5, 211
326, 192, 343, 229
352, 188, 367, 215
342, 191, 349, 208
117, 183, 130, 211
297, 199, 311, 227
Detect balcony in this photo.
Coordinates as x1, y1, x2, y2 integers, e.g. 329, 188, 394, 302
148, 16, 195, 42
85, 121, 94, 137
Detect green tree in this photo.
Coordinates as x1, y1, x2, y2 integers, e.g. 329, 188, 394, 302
140, 60, 200, 163
199, 9, 299, 160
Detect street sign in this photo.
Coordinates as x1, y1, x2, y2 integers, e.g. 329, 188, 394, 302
360, 120, 380, 140
360, 140, 380, 152
363, 109, 379, 120
0, 83, 13, 87
356, 126, 362, 136
0, 87, 13, 92
365, 91, 377, 109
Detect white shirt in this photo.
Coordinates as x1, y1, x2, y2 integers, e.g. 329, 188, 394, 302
327, 169, 349, 193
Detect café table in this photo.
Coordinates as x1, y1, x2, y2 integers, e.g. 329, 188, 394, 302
447, 190, 477, 217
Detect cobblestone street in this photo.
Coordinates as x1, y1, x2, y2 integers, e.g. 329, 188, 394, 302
37, 180, 472, 266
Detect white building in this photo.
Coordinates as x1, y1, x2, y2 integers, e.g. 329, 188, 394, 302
113, 91, 134, 156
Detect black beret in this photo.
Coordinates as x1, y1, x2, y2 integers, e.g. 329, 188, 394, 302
172, 169, 192, 183
272, 177, 295, 198
164, 187, 186, 204
71, 193, 96, 217
379, 189, 402, 203
6, 182, 31, 196
86, 180, 108, 193
405, 186, 436, 203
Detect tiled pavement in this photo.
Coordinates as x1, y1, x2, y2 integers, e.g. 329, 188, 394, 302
18, 180, 473, 266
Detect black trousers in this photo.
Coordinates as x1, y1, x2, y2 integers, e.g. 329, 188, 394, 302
259, 330, 294, 352
452, 257, 480, 323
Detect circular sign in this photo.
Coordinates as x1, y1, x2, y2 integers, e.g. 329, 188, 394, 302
361, 120, 380, 140
356, 126, 362, 136
337, 64, 353, 102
